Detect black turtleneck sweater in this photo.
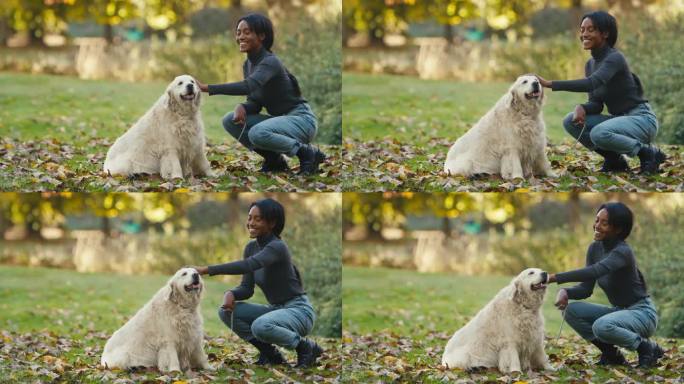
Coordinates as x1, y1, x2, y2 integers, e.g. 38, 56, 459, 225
551, 45, 646, 116
556, 238, 648, 308
207, 47, 305, 117
207, 233, 305, 305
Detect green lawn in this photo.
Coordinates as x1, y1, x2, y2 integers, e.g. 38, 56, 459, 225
343, 72, 585, 144
342, 266, 684, 383
0, 265, 340, 383
0, 72, 341, 192
341, 72, 684, 192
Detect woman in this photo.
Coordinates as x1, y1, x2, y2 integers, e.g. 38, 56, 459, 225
194, 198, 322, 368
536, 11, 665, 174
545, 202, 664, 368
195, 13, 325, 175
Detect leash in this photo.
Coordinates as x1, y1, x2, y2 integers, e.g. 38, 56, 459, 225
236, 120, 247, 144
574, 122, 587, 147
555, 309, 566, 344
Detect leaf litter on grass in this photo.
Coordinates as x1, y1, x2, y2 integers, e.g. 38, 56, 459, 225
0, 329, 341, 383
341, 136, 683, 192
0, 136, 342, 192
341, 330, 683, 383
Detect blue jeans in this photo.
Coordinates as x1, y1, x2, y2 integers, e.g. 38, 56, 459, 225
564, 297, 658, 350
222, 103, 317, 157
563, 103, 658, 156
218, 295, 315, 350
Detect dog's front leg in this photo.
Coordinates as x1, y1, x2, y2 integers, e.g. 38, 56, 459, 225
160, 151, 183, 180
193, 153, 215, 178
534, 151, 557, 178
157, 343, 182, 372
531, 343, 555, 371
500, 150, 524, 179
498, 344, 522, 373
189, 341, 214, 371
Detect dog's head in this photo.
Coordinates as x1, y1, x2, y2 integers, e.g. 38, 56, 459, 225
509, 267, 548, 308
166, 267, 203, 306
166, 74, 201, 112
508, 75, 545, 110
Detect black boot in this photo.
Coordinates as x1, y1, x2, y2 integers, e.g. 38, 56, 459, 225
594, 149, 629, 173
247, 339, 287, 366
591, 339, 628, 366
636, 339, 665, 368
296, 145, 326, 175
637, 145, 666, 174
295, 338, 323, 368
254, 149, 289, 173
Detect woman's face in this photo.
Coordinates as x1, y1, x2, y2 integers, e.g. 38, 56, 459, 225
593, 208, 621, 241
247, 206, 274, 238
580, 18, 608, 50
236, 20, 264, 53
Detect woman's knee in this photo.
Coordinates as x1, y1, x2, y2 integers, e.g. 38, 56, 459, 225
589, 126, 612, 148
217, 307, 233, 328
250, 317, 274, 340
592, 317, 615, 340
247, 126, 270, 147
562, 112, 576, 133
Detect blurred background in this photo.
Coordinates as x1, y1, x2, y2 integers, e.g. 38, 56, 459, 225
343, 0, 684, 145
343, 192, 684, 338
0, 0, 342, 144
0, 192, 342, 337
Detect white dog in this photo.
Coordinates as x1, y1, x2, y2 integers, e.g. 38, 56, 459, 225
103, 75, 214, 180
101, 268, 212, 372
444, 75, 555, 179
441, 268, 554, 373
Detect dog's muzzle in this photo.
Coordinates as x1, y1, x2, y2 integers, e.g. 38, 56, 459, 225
531, 271, 548, 291
525, 82, 542, 100
180, 85, 196, 101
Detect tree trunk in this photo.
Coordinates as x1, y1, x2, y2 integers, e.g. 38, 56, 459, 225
442, 217, 451, 239
443, 24, 454, 46
103, 23, 114, 44
368, 26, 385, 47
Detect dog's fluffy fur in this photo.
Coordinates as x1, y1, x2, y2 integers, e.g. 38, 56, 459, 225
103, 75, 214, 180
444, 75, 555, 179
441, 268, 554, 373
101, 268, 212, 372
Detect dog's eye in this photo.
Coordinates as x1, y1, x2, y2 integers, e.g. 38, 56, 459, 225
178, 81, 182, 85
182, 272, 187, 276
523, 80, 528, 84
528, 271, 534, 275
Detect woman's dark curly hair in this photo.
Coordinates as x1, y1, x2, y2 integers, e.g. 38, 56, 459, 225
237, 13, 274, 51
582, 11, 618, 47
597, 202, 633, 240
250, 198, 285, 238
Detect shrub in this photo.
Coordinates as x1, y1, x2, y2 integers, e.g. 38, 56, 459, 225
189, 7, 235, 39
622, 14, 684, 145
631, 206, 684, 338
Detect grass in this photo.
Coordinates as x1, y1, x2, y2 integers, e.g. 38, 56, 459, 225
343, 72, 586, 144
340, 72, 683, 192
0, 265, 340, 383
342, 266, 684, 383
0, 72, 341, 192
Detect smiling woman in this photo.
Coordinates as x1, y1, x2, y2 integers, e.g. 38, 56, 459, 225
546, 202, 664, 369
194, 13, 325, 176
536, 11, 666, 175
193, 197, 323, 369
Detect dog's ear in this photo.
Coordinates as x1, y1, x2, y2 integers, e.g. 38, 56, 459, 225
510, 279, 523, 303
193, 90, 201, 107
166, 281, 177, 302
166, 89, 179, 112
509, 88, 520, 110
